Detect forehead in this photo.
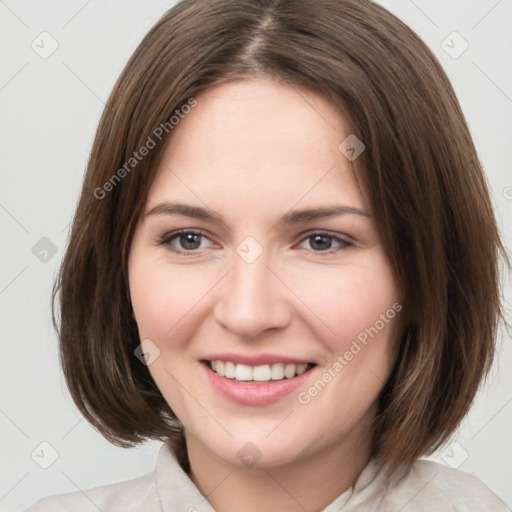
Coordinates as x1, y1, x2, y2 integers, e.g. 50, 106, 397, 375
146, 78, 368, 219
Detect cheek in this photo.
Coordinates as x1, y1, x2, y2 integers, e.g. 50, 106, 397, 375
129, 250, 215, 343
290, 257, 400, 440
286, 253, 400, 354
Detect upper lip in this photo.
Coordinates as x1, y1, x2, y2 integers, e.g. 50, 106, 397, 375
203, 353, 315, 366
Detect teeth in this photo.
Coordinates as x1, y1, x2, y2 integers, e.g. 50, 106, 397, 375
235, 363, 253, 381
270, 363, 284, 380
296, 363, 308, 375
284, 363, 296, 378
253, 364, 271, 381
225, 361, 236, 379
209, 360, 312, 382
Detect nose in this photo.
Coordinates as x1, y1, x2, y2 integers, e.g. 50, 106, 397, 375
213, 251, 292, 340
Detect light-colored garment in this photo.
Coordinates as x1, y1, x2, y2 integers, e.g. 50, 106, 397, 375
26, 441, 510, 511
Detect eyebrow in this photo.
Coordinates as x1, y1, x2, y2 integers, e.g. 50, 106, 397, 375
145, 201, 371, 226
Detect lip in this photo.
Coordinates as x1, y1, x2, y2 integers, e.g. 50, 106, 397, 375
203, 352, 313, 366
201, 360, 316, 406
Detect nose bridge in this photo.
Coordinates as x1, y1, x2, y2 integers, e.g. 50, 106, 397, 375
213, 245, 290, 338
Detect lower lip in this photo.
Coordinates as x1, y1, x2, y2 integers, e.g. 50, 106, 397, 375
202, 362, 314, 406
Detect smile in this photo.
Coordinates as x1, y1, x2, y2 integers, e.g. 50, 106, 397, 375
209, 360, 314, 382
201, 358, 317, 406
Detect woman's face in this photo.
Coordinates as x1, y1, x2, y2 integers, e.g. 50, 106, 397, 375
128, 78, 401, 468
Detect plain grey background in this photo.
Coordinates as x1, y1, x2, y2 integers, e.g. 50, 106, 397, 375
1, 1, 511, 510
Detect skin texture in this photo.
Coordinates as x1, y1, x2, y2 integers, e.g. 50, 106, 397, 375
128, 78, 402, 512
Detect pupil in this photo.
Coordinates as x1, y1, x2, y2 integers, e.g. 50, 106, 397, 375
181, 233, 201, 250
311, 235, 331, 251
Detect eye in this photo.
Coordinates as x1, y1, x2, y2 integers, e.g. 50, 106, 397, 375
158, 229, 214, 253
157, 229, 352, 255
297, 232, 352, 253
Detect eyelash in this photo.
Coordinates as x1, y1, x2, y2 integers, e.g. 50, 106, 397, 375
156, 229, 353, 255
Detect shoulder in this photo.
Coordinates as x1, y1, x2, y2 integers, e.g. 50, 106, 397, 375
380, 459, 510, 511
24, 470, 160, 512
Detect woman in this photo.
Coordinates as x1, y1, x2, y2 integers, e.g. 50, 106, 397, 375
27, 0, 510, 510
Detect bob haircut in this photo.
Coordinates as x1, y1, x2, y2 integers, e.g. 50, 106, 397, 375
53, 0, 507, 477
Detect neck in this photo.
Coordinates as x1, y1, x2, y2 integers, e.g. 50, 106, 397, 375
185, 423, 373, 512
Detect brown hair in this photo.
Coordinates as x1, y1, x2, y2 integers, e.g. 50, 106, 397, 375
53, 0, 508, 476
